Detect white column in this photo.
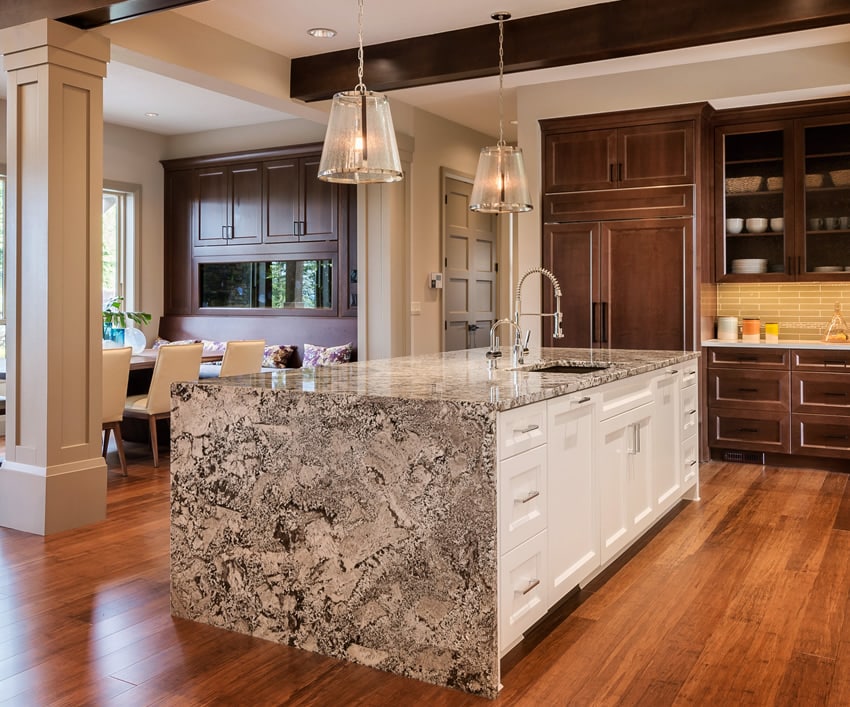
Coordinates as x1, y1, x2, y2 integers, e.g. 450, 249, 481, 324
0, 20, 110, 535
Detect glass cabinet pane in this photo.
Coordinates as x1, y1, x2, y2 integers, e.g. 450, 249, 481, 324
803, 121, 850, 275
722, 129, 787, 277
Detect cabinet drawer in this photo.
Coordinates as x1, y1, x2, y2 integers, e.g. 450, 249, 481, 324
792, 413, 850, 459
598, 372, 654, 421
499, 531, 548, 655
708, 369, 789, 411
682, 385, 699, 438
499, 446, 547, 554
708, 407, 790, 453
793, 349, 850, 371
681, 360, 698, 389
498, 402, 547, 460
792, 372, 850, 416
682, 436, 699, 489
708, 347, 790, 369
543, 184, 694, 223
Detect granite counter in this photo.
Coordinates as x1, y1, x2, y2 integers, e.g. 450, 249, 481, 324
169, 347, 698, 698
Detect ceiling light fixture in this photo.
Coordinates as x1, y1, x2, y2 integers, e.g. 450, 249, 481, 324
308, 27, 337, 39
317, 0, 402, 183
469, 12, 532, 213
144, 112, 159, 118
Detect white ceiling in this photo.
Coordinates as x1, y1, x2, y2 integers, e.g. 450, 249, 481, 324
29, 0, 850, 138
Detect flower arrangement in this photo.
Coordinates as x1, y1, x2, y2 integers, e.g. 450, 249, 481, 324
102, 296, 151, 330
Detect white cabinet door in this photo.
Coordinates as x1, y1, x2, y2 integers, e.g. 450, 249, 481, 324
499, 530, 548, 654
499, 445, 547, 554
598, 401, 655, 564
547, 393, 599, 604
653, 369, 682, 514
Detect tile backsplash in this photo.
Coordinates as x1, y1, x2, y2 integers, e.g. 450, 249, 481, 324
716, 283, 850, 340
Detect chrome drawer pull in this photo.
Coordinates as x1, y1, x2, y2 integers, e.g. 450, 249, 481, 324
825, 392, 848, 397
669, 369, 679, 374
825, 434, 849, 441
689, 460, 698, 467
515, 490, 540, 504
574, 396, 591, 404
738, 387, 759, 392
515, 424, 540, 434
687, 409, 697, 415
738, 427, 760, 433
518, 578, 540, 596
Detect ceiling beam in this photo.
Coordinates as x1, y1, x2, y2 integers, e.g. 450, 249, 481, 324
0, 0, 203, 31
291, 0, 850, 102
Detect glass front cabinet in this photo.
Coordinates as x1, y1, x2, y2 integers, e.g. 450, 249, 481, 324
716, 112, 850, 281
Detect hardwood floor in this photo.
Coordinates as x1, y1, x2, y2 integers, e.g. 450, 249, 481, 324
2, 446, 849, 705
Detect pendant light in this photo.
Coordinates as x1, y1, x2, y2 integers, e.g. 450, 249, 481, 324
469, 12, 532, 213
317, 0, 403, 184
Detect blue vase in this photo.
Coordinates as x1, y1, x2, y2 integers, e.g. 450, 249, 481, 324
110, 327, 125, 346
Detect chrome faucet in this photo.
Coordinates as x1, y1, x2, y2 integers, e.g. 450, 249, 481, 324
514, 267, 564, 349
486, 318, 524, 369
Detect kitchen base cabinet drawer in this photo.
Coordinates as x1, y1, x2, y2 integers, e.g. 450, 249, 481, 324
792, 372, 850, 416
708, 347, 790, 369
498, 402, 547, 460
682, 435, 699, 489
681, 385, 698, 438
791, 413, 850, 459
499, 446, 547, 553
708, 369, 790, 411
499, 531, 548, 655
793, 349, 850, 371
598, 372, 654, 421
708, 407, 790, 453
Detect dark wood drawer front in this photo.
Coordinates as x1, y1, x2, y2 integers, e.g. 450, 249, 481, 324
708, 369, 790, 411
793, 349, 850, 371
709, 408, 790, 453
793, 372, 850, 416
792, 413, 850, 458
708, 347, 790, 369
543, 185, 693, 223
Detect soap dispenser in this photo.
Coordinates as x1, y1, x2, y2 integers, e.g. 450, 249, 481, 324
824, 301, 849, 342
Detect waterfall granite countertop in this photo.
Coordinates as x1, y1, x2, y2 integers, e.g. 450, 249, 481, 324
193, 346, 700, 409
169, 346, 699, 699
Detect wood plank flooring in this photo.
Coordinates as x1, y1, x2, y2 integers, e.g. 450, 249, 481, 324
2, 444, 850, 705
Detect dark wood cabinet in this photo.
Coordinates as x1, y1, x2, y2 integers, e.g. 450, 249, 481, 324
543, 218, 693, 350
714, 99, 850, 282
542, 119, 695, 193
162, 143, 355, 319
195, 163, 263, 247
264, 155, 339, 243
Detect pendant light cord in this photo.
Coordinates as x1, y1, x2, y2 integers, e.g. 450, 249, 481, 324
497, 16, 505, 149
355, 0, 366, 94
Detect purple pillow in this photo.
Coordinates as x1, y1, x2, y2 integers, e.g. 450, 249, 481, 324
152, 336, 200, 349
302, 342, 353, 367
262, 344, 297, 368
202, 339, 227, 356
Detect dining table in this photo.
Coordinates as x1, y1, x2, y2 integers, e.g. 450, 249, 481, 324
129, 348, 223, 371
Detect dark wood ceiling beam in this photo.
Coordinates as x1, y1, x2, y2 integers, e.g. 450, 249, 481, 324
291, 0, 850, 102
0, 0, 203, 31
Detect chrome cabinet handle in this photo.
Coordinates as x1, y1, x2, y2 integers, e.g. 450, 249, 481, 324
574, 396, 591, 404
518, 578, 540, 596
515, 490, 540, 504
634, 423, 641, 454
515, 424, 539, 435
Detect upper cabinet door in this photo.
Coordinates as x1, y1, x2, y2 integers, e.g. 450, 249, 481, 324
195, 164, 262, 246
264, 158, 300, 243
300, 155, 339, 242
196, 166, 230, 246
544, 129, 617, 193
229, 164, 263, 245
618, 121, 694, 188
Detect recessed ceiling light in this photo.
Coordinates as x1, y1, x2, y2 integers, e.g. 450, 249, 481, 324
145, 112, 159, 118
308, 27, 337, 39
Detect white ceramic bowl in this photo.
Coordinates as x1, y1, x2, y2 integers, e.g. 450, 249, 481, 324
725, 218, 744, 234
745, 217, 768, 234
769, 217, 784, 232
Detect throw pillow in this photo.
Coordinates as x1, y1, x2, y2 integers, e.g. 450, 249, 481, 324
262, 344, 297, 369
302, 342, 353, 367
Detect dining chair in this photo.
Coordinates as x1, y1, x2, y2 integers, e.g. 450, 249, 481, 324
102, 346, 132, 476
219, 339, 266, 377
123, 342, 203, 468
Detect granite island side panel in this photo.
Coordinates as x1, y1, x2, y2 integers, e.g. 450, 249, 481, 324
169, 347, 700, 698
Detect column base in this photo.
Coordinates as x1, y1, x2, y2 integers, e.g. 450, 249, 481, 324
0, 457, 107, 535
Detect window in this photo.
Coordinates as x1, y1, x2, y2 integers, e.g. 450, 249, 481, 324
199, 259, 334, 309
102, 184, 139, 311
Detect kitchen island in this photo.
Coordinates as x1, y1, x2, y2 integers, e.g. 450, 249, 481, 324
170, 347, 699, 698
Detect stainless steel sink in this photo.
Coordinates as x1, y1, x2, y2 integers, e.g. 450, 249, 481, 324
518, 362, 610, 374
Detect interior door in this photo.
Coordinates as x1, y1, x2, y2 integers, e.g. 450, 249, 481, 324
542, 222, 601, 348
601, 218, 693, 350
443, 176, 497, 351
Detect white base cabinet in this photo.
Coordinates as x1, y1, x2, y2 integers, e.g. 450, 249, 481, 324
497, 361, 700, 655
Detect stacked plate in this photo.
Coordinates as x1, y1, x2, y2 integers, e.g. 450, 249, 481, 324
814, 265, 843, 272
731, 258, 767, 274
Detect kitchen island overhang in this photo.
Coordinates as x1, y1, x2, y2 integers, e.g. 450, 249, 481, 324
169, 347, 699, 698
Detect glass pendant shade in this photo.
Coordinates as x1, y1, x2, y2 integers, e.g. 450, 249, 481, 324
318, 90, 403, 184
469, 145, 533, 213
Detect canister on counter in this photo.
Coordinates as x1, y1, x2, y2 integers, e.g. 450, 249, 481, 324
765, 322, 779, 343
742, 317, 760, 342
717, 316, 738, 341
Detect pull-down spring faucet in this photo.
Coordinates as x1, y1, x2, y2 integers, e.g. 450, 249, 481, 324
514, 267, 564, 348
